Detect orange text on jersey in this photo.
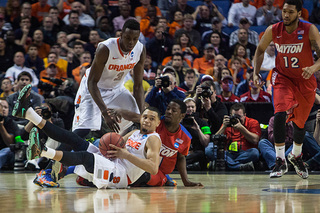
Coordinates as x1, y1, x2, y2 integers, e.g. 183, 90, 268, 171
108, 63, 136, 72
126, 138, 141, 150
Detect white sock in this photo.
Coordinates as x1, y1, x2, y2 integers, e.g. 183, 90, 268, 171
292, 143, 302, 157
26, 108, 42, 126
275, 145, 285, 160
40, 147, 56, 159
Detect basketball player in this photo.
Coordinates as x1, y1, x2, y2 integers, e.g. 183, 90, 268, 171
253, 0, 320, 179
73, 19, 146, 136
12, 84, 161, 189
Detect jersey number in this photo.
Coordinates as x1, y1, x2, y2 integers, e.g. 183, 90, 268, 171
283, 56, 299, 68
114, 72, 124, 81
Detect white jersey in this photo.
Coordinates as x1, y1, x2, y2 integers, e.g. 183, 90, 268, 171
119, 130, 160, 183
85, 37, 144, 90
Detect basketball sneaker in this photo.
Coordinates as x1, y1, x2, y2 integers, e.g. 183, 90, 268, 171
12, 84, 32, 118
51, 161, 68, 182
288, 153, 309, 179
27, 127, 47, 160
164, 174, 177, 186
270, 157, 288, 178
76, 176, 95, 187
33, 169, 60, 188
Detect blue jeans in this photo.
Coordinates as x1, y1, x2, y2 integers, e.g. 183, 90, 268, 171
205, 143, 216, 161
303, 132, 320, 167
0, 147, 15, 169
226, 148, 260, 170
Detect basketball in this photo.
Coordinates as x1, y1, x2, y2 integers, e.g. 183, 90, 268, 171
99, 132, 125, 157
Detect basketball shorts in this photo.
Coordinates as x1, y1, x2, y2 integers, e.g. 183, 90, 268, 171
72, 76, 140, 132
74, 144, 128, 189
147, 169, 167, 186
271, 69, 316, 128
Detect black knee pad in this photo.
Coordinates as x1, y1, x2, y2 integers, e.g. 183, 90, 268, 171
293, 122, 305, 144
273, 112, 287, 144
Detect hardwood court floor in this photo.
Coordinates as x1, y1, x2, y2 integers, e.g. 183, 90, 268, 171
1, 171, 320, 213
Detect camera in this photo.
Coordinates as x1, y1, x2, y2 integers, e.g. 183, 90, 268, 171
182, 113, 195, 127
38, 81, 53, 92
211, 134, 227, 171
200, 86, 213, 98
39, 106, 52, 119
228, 114, 242, 127
0, 114, 4, 122
159, 75, 170, 88
42, 77, 64, 86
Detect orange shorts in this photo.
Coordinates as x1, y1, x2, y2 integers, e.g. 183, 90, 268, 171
271, 69, 316, 128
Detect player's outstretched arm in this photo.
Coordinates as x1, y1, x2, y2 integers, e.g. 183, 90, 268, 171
133, 46, 147, 113
176, 152, 203, 187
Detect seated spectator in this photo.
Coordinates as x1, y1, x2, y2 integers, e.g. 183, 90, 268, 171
0, 78, 14, 99
206, 30, 230, 59
182, 98, 211, 170
162, 43, 191, 68
145, 71, 185, 115
229, 17, 259, 47
168, 11, 183, 37
14, 16, 34, 47
88, 0, 111, 20
255, 0, 282, 26
0, 14, 7, 39
227, 0, 257, 27
30, 29, 51, 59
63, 1, 95, 28
48, 6, 65, 33
171, 53, 188, 86
202, 17, 229, 48
228, 43, 251, 73
179, 68, 199, 92
203, 0, 227, 24
157, 0, 177, 18
206, 54, 227, 80
260, 41, 276, 89
44, 44, 68, 75
113, 4, 135, 33
143, 54, 157, 86
229, 57, 246, 85
31, 0, 51, 23
0, 98, 19, 170
192, 5, 212, 35
84, 30, 101, 60
5, 30, 26, 61
125, 69, 150, 94
135, 0, 162, 22
72, 51, 92, 84
0, 38, 14, 74
167, 0, 195, 23
214, 67, 234, 95
230, 28, 257, 61
214, 103, 261, 171
96, 16, 113, 40
240, 74, 271, 103
24, 43, 45, 78
12, 2, 40, 32
193, 43, 215, 75
176, 33, 199, 64
5, 51, 39, 87
217, 75, 240, 102
140, 5, 160, 39
44, 52, 67, 77
174, 14, 201, 50
235, 68, 263, 97
56, 31, 74, 57
40, 15, 58, 46
67, 42, 85, 78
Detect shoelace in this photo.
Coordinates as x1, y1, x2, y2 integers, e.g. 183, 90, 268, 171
292, 156, 307, 172
273, 158, 285, 171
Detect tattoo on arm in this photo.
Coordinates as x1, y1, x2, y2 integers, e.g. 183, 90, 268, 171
311, 40, 320, 57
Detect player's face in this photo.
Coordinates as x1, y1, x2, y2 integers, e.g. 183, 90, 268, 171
282, 4, 300, 26
164, 102, 185, 125
140, 109, 160, 134
120, 28, 140, 52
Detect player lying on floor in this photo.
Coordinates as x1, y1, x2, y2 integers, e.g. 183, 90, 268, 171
13, 84, 162, 189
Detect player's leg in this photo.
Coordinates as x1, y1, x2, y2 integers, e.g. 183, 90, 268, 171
270, 111, 288, 178
288, 122, 308, 179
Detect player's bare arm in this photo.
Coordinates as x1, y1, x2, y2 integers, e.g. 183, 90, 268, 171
303, 25, 320, 79
108, 135, 161, 175
253, 25, 273, 86
176, 152, 203, 187
88, 44, 120, 132
133, 46, 147, 112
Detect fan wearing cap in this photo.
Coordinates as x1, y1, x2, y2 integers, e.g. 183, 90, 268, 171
227, 0, 257, 28
217, 75, 240, 102
193, 43, 215, 74
39, 62, 65, 88
229, 17, 259, 47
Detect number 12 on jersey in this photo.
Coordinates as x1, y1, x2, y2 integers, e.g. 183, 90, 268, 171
283, 56, 299, 68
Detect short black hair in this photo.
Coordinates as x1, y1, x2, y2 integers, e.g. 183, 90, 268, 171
69, 10, 79, 18
143, 106, 161, 119
185, 69, 195, 76
122, 19, 140, 32
284, 0, 302, 12
230, 103, 246, 114
171, 99, 187, 114
201, 80, 216, 91
17, 71, 32, 82
172, 52, 183, 60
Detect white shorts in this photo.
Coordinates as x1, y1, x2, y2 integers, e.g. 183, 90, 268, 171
74, 144, 129, 189
72, 76, 140, 132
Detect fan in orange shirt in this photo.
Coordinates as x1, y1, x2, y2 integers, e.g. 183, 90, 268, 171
135, 0, 161, 22
168, 11, 183, 37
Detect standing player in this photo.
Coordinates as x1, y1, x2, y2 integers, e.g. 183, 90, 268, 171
13, 84, 162, 189
73, 19, 146, 136
253, 0, 320, 179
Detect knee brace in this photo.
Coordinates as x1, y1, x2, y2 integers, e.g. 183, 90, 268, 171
273, 112, 287, 144
293, 122, 305, 145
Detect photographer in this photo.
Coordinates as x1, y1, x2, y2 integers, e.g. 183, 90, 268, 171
0, 99, 19, 169
145, 70, 185, 115
214, 103, 261, 171
182, 98, 211, 170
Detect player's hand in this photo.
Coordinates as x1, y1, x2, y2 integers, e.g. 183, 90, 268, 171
107, 109, 122, 123
302, 66, 316, 79
253, 74, 264, 89
107, 144, 129, 159
102, 110, 120, 133
184, 180, 204, 187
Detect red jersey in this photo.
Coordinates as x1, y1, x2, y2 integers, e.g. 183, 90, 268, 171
156, 119, 192, 175
217, 94, 240, 102
272, 21, 314, 79
240, 90, 272, 103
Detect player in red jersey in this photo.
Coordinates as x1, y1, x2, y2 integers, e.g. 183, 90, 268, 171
253, 0, 320, 179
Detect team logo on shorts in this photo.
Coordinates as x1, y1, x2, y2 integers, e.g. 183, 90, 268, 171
174, 143, 179, 148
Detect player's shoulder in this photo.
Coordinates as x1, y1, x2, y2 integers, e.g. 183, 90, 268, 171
179, 124, 192, 140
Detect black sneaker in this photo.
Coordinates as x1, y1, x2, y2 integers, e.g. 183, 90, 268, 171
288, 153, 308, 179
270, 157, 288, 178
12, 84, 32, 118
240, 161, 255, 171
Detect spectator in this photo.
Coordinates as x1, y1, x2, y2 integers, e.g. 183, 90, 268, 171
260, 41, 276, 89
174, 14, 201, 50
176, 33, 199, 64
171, 53, 188, 86
63, 1, 95, 28
235, 68, 254, 97
0, 78, 14, 99
240, 73, 271, 103
214, 103, 261, 170
255, 0, 282, 26
202, 17, 229, 47
217, 75, 239, 102
207, 30, 230, 59
230, 28, 257, 61
182, 98, 211, 170
0, 14, 7, 38
192, 5, 212, 35
24, 43, 45, 78
215, 67, 234, 95
40, 15, 58, 46
228, 44, 251, 79
179, 68, 199, 92
229, 17, 259, 47
145, 72, 185, 115
227, 0, 257, 27
87, 0, 110, 20
31, 0, 51, 23
14, 16, 33, 47
124, 69, 150, 94
56, 31, 73, 57
157, 0, 177, 18
0, 38, 14, 74
84, 30, 101, 59
5, 30, 26, 61
95, 16, 113, 40
67, 41, 85, 77
162, 43, 191, 68
5, 51, 39, 87
12, 2, 40, 32
140, 5, 159, 39
31, 29, 51, 59
48, 6, 65, 32
113, 5, 135, 33
168, 11, 184, 37
135, 0, 162, 22
167, 0, 195, 23
44, 43, 68, 74
206, 54, 227, 79
0, 99, 19, 170
193, 43, 215, 75
143, 54, 157, 86
72, 51, 92, 84
43, 51, 67, 78
203, 0, 226, 22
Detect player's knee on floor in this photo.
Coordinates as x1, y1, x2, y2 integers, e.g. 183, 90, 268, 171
293, 122, 305, 144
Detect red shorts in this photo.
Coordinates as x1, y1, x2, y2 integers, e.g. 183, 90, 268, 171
147, 170, 167, 186
271, 69, 316, 128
